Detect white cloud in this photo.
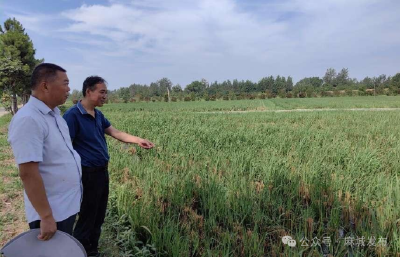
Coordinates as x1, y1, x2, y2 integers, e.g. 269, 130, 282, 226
61, 0, 400, 58
3, 0, 400, 88
6, 13, 57, 36
57, 0, 296, 83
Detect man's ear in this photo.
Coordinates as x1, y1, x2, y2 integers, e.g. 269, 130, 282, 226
37, 81, 48, 92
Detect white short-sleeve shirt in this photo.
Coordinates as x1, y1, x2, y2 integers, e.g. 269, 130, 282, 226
8, 96, 82, 223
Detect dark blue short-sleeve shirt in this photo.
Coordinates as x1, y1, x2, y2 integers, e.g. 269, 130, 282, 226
63, 101, 111, 167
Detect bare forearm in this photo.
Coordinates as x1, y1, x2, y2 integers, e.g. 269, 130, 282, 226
19, 164, 53, 219
112, 131, 141, 144
105, 126, 154, 149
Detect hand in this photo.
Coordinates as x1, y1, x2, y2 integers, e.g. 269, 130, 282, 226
138, 139, 155, 149
38, 215, 57, 241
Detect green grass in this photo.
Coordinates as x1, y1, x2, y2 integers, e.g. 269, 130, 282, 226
99, 97, 400, 256
98, 96, 400, 113
0, 114, 25, 246
269, 95, 400, 109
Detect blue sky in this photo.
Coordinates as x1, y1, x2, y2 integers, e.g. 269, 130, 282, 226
1, 0, 399, 90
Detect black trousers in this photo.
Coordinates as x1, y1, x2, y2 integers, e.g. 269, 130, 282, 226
73, 165, 109, 253
29, 214, 77, 235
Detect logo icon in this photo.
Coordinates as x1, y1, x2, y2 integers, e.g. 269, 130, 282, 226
282, 236, 297, 247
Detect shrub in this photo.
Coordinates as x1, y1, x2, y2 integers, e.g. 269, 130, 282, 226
247, 94, 256, 100
298, 92, 306, 98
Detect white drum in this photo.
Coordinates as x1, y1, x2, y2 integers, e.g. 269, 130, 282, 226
1, 229, 86, 257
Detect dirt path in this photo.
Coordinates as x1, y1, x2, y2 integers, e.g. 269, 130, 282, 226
199, 107, 400, 114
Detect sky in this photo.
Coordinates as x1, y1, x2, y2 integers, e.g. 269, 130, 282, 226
0, 0, 399, 90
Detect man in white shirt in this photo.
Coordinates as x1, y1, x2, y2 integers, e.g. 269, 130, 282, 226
8, 63, 82, 241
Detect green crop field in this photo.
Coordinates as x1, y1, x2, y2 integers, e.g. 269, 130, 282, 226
1, 96, 400, 256
99, 96, 400, 113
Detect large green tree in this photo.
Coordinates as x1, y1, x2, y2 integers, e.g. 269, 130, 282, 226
323, 68, 337, 87
118, 87, 130, 103
286, 76, 293, 92
295, 77, 323, 88
390, 73, 400, 90
157, 77, 173, 102
336, 68, 350, 88
185, 80, 206, 96
172, 84, 182, 93
258, 76, 274, 93
0, 18, 41, 114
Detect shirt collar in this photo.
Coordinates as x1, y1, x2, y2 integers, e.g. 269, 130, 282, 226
77, 100, 97, 116
76, 100, 87, 115
29, 96, 60, 116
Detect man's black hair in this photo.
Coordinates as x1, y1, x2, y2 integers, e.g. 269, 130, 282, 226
31, 63, 66, 90
82, 76, 107, 97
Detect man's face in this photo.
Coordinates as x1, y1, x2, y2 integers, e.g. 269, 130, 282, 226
88, 83, 107, 107
47, 71, 70, 106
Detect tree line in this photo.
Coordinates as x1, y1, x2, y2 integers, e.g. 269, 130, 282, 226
70, 68, 399, 103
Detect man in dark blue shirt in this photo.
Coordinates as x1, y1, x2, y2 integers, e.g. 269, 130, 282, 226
63, 76, 154, 257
